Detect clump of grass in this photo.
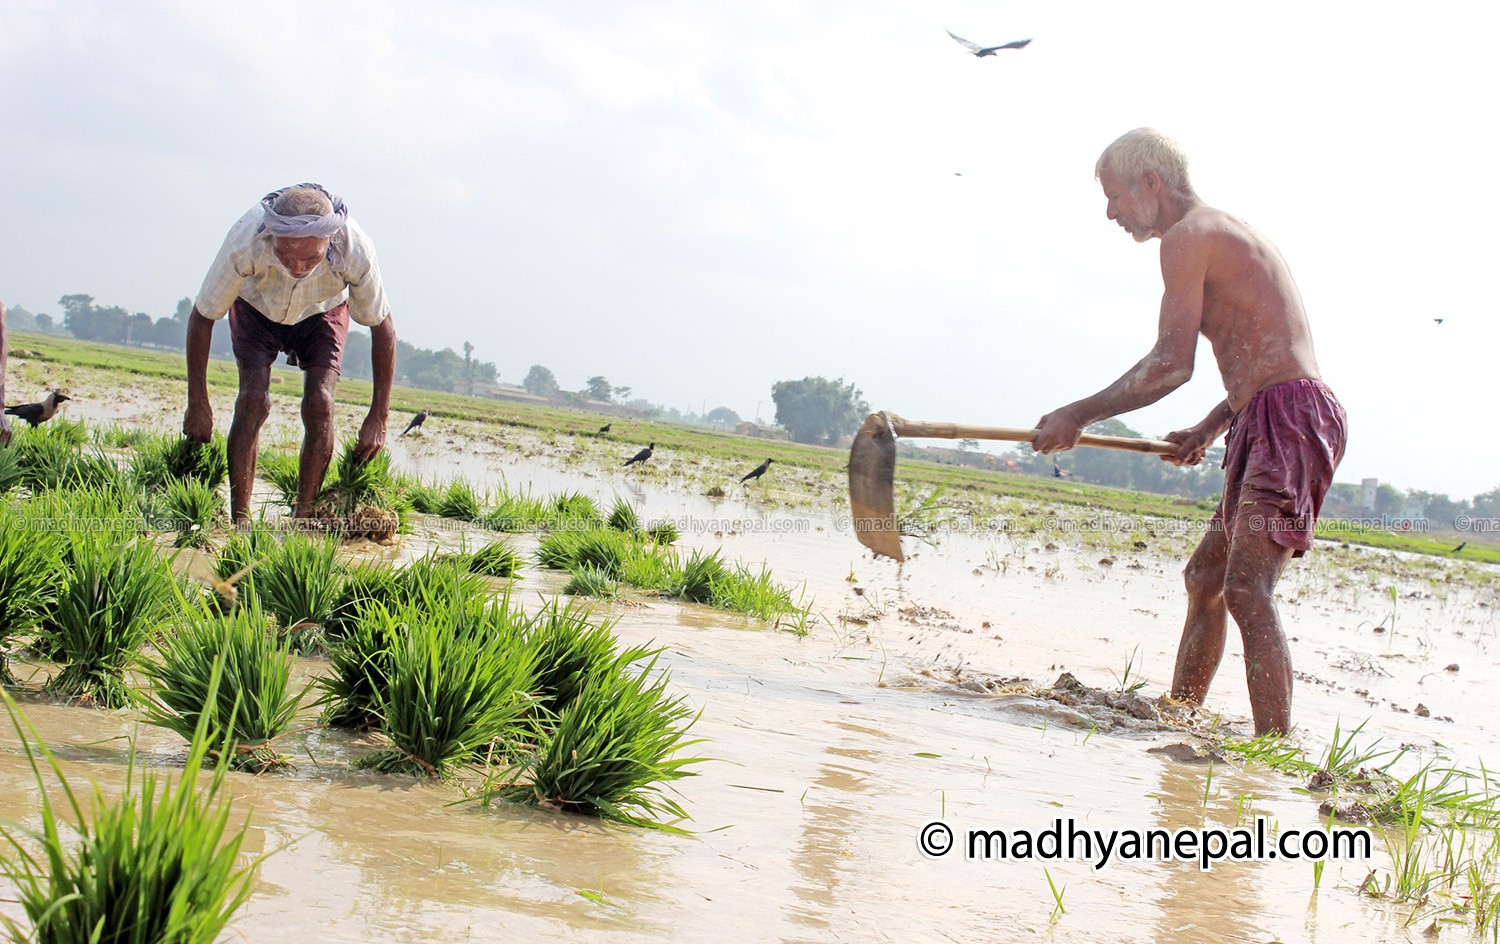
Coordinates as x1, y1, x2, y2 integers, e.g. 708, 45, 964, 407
0, 446, 23, 494
325, 563, 406, 641
13, 424, 124, 493
547, 491, 602, 533
42, 535, 175, 708
606, 496, 642, 535
537, 528, 635, 576
464, 539, 523, 579
254, 531, 341, 650
434, 479, 485, 522
397, 475, 442, 515
646, 520, 680, 545
399, 550, 490, 604
525, 599, 650, 714
318, 599, 401, 730
255, 449, 300, 508
666, 548, 728, 604
708, 563, 800, 621
481, 486, 550, 533
563, 566, 618, 599
0, 504, 68, 683
0, 688, 260, 944
92, 424, 152, 448
310, 441, 407, 538
143, 599, 306, 771
131, 434, 229, 491
620, 544, 674, 590
356, 595, 539, 778
158, 477, 226, 548
480, 654, 705, 827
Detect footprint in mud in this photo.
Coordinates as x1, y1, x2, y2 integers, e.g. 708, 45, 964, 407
911, 669, 1218, 736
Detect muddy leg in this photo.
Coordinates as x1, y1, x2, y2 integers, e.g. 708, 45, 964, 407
227, 364, 273, 523
1171, 523, 1230, 705
294, 367, 339, 519
1222, 532, 1295, 736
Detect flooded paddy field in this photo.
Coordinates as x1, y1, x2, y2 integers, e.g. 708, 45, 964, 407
1, 364, 1498, 943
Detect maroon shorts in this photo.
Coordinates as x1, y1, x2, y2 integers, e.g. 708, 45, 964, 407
1213, 379, 1347, 557
229, 298, 350, 373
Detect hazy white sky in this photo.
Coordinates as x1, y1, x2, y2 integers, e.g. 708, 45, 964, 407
2, 0, 1496, 498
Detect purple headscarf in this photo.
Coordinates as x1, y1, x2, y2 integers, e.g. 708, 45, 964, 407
260, 183, 348, 238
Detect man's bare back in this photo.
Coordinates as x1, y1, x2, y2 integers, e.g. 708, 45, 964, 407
1171, 204, 1322, 412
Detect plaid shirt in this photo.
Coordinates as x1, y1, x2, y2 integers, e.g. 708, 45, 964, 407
194, 205, 390, 327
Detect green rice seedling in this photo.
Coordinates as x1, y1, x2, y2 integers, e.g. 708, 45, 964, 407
524, 598, 652, 714
42, 535, 175, 708
143, 599, 306, 771
14, 428, 124, 493
159, 477, 225, 549
464, 539, 523, 579
318, 599, 402, 730
897, 476, 959, 545
606, 496, 642, 535
324, 563, 406, 641
536, 528, 634, 577
0, 445, 22, 494
563, 566, 618, 599
398, 550, 491, 605
254, 531, 341, 649
356, 597, 540, 778
667, 548, 729, 604
397, 475, 442, 514
482, 653, 705, 827
0, 688, 260, 944
255, 449, 301, 508
309, 440, 407, 533
434, 479, 485, 521
646, 520, 679, 546
620, 543, 674, 592
0, 504, 68, 683
708, 564, 797, 620
130, 434, 229, 492
214, 523, 278, 590
92, 423, 151, 448
547, 491, 602, 534
481, 486, 550, 533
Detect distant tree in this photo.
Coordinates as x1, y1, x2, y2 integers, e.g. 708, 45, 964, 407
771, 376, 868, 445
584, 375, 614, 402
173, 297, 194, 322
705, 406, 741, 428
463, 341, 475, 394
59, 294, 96, 339
124, 312, 154, 345
5, 304, 39, 332
958, 438, 979, 452
35, 312, 55, 333
1473, 486, 1500, 518
524, 365, 560, 398
1374, 483, 1404, 516
613, 385, 633, 401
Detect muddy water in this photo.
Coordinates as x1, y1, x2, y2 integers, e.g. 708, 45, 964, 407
3, 421, 1498, 941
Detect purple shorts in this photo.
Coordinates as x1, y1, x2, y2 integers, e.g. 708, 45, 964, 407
229, 298, 350, 373
1213, 379, 1347, 557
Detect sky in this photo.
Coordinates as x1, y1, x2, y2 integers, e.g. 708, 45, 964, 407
1, 0, 1496, 499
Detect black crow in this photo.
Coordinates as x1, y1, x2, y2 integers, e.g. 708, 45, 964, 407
1434, 318, 1445, 325
400, 409, 430, 436
624, 443, 654, 467
598, 423, 612, 434
4, 390, 70, 427
741, 458, 774, 483
1453, 542, 1467, 553
947, 30, 1031, 56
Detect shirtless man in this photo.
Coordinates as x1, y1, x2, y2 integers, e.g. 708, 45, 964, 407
1032, 128, 1347, 735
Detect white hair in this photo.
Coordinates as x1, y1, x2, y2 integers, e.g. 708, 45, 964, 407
1095, 128, 1195, 197
272, 186, 334, 217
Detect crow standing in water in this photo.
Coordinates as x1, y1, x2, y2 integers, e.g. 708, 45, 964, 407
4, 389, 71, 428
623, 442, 654, 467
741, 458, 774, 484
400, 409, 430, 437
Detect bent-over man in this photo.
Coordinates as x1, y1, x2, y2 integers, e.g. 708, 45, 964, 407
1031, 129, 1347, 736
183, 183, 397, 522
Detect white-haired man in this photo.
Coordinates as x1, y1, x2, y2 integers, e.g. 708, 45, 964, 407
1032, 129, 1346, 736
183, 183, 397, 522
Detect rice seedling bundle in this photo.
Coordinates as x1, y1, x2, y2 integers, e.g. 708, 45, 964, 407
480, 487, 550, 533
524, 598, 652, 714
356, 594, 540, 778
0, 504, 67, 683
159, 478, 225, 549
143, 600, 304, 771
547, 491, 601, 532
562, 566, 617, 600
0, 446, 22, 494
42, 535, 174, 708
433, 479, 485, 522
324, 563, 406, 640
606, 496, 642, 535
646, 520, 680, 546
318, 599, 402, 730
129, 434, 229, 492
252, 531, 341, 642
486, 653, 705, 827
463, 539, 522, 579
666, 548, 728, 604
14, 427, 124, 493
254, 449, 300, 508
0, 689, 260, 944
536, 528, 634, 577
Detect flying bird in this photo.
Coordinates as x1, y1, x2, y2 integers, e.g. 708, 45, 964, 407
1434, 318, 1445, 325
947, 29, 1032, 56
623, 443, 655, 468
4, 389, 71, 428
597, 423, 612, 434
400, 409, 430, 436
741, 458, 775, 484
